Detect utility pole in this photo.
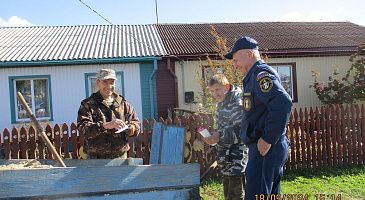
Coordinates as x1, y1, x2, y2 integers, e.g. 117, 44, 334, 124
155, 0, 159, 24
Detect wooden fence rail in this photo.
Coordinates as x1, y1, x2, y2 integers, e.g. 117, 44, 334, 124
1, 104, 364, 172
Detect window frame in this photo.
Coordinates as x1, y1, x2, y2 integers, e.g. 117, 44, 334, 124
84, 71, 125, 98
268, 62, 298, 102
8, 75, 53, 123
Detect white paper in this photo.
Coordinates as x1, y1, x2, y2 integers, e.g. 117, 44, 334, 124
115, 126, 129, 133
198, 128, 211, 138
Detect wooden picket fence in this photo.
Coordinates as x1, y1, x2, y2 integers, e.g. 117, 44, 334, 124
286, 104, 365, 170
1, 104, 364, 173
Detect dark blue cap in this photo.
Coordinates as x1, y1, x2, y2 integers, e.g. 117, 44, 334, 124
224, 36, 258, 59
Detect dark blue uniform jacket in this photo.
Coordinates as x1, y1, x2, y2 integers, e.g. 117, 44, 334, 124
241, 60, 292, 145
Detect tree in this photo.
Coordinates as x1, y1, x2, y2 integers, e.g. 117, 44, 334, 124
195, 26, 243, 114
309, 45, 365, 104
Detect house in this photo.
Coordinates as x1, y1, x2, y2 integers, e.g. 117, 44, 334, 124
0, 25, 166, 130
155, 22, 365, 112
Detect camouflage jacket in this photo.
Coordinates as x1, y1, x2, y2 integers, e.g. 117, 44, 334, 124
77, 91, 140, 158
216, 85, 249, 176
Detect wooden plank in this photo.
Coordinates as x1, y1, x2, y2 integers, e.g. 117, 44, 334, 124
304, 108, 311, 169
19, 127, 28, 159
143, 119, 151, 164
315, 107, 322, 168
349, 105, 355, 165
361, 105, 365, 165
29, 126, 37, 159
54, 124, 62, 157
362, 105, 365, 165
71, 123, 78, 159
62, 123, 71, 159
0, 163, 200, 199
160, 126, 185, 164
150, 122, 163, 164
310, 107, 316, 168
325, 107, 332, 166
299, 108, 306, 169
288, 113, 295, 170
11, 127, 19, 159
150, 122, 186, 164
355, 105, 361, 165
341, 105, 347, 165
331, 106, 337, 166
3, 128, 10, 159
321, 107, 327, 167
0, 158, 143, 167
60, 188, 198, 200
294, 108, 301, 169
45, 124, 54, 159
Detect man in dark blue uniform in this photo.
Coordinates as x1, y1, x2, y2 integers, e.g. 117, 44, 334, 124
225, 36, 292, 200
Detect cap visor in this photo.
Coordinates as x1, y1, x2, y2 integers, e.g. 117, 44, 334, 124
224, 52, 233, 59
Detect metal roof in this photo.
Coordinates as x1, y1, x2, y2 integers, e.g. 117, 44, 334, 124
156, 22, 365, 55
0, 25, 166, 62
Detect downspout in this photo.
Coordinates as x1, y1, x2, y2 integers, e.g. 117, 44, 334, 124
178, 60, 186, 105
149, 59, 158, 119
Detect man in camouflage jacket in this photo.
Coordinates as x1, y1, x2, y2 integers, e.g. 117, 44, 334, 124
77, 69, 140, 159
203, 74, 249, 200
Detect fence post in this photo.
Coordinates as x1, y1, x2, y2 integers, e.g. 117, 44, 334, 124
54, 124, 62, 157
62, 123, 71, 159
288, 112, 295, 170
29, 126, 37, 159
299, 108, 306, 169
331, 106, 337, 167
361, 104, 365, 164
19, 127, 28, 159
4, 128, 11, 159
11, 127, 19, 159
70, 123, 79, 159
304, 107, 311, 169
45, 124, 54, 159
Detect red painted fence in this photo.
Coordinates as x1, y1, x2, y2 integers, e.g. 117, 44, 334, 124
1, 104, 364, 172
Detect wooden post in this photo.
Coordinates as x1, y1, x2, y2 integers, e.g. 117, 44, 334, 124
4, 128, 11, 159
45, 124, 53, 159
315, 107, 321, 168
304, 108, 311, 169
11, 127, 19, 159
29, 126, 37, 159
54, 124, 62, 157
299, 108, 306, 169
16, 92, 66, 167
310, 107, 317, 168
19, 127, 28, 159
62, 123, 71, 159
70, 123, 78, 159
289, 112, 295, 170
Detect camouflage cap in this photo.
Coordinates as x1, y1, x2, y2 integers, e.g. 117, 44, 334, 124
97, 69, 117, 80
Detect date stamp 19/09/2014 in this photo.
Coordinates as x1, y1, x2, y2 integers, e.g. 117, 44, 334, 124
255, 193, 342, 200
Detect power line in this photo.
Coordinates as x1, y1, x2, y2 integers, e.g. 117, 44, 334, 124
77, 0, 163, 55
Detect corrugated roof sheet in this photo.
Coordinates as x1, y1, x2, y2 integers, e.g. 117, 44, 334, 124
156, 22, 365, 55
0, 25, 166, 62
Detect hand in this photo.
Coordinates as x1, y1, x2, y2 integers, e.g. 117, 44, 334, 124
257, 138, 271, 156
202, 131, 219, 145
103, 119, 126, 130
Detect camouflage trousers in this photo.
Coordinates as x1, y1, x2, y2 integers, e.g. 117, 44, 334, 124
223, 174, 245, 200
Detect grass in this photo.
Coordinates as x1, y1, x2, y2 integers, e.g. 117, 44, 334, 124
200, 165, 365, 200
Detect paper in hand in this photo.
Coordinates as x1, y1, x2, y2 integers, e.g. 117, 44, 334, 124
115, 126, 129, 133
198, 128, 211, 138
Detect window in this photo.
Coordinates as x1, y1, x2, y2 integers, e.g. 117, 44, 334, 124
84, 71, 125, 97
9, 75, 53, 123
269, 63, 298, 102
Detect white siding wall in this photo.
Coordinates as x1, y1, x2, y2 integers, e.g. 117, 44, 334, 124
175, 56, 352, 111
0, 63, 142, 131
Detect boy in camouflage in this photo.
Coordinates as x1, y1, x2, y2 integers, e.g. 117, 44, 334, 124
77, 69, 140, 159
203, 74, 248, 200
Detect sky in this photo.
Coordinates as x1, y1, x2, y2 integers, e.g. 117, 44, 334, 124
0, 0, 365, 27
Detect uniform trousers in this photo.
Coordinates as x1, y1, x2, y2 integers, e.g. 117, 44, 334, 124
244, 136, 289, 200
